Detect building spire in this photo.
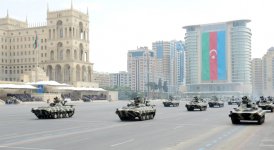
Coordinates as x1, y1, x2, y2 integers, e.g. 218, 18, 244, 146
26, 16, 28, 23
47, 2, 49, 12
71, 0, 73, 10
87, 7, 89, 15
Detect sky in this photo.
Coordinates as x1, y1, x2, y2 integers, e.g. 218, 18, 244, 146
0, 0, 274, 73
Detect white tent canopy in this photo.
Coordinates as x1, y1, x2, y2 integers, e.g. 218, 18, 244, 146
55, 86, 106, 92
26, 81, 69, 86
0, 84, 37, 89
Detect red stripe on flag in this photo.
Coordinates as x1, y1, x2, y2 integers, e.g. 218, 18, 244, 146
209, 32, 217, 80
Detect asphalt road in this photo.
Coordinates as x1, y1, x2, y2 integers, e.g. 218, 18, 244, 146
0, 101, 274, 150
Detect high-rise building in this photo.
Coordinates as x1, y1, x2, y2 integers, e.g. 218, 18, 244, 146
0, 4, 95, 87
152, 40, 185, 94
183, 20, 252, 97
127, 47, 155, 92
93, 72, 110, 88
251, 58, 263, 97
110, 71, 130, 88
262, 47, 274, 96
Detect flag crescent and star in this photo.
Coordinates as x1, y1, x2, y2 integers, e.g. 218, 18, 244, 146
202, 31, 227, 81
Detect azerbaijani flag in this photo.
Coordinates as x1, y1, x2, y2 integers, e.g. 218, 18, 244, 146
201, 31, 226, 80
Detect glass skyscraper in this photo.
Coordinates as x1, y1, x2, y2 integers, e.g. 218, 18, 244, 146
183, 20, 252, 97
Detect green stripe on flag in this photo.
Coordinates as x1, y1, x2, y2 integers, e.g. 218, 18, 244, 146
202, 32, 210, 80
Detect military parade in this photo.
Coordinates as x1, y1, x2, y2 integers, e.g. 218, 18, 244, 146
2, 0, 274, 149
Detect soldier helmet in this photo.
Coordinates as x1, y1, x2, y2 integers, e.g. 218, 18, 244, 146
242, 96, 247, 100
260, 96, 264, 99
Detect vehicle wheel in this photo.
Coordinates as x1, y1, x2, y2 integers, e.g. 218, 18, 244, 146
271, 108, 274, 112
231, 117, 240, 124
64, 113, 69, 118
149, 114, 154, 119
139, 115, 146, 121
59, 113, 63, 118
187, 108, 192, 111
258, 116, 265, 125
146, 114, 150, 120
68, 111, 74, 117
53, 113, 58, 119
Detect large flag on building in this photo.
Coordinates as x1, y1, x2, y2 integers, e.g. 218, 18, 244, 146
202, 31, 227, 80
33, 32, 38, 49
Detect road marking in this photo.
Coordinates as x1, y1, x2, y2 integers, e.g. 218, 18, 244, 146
110, 139, 134, 147
0, 145, 55, 150
198, 127, 241, 150
260, 139, 274, 147
260, 144, 274, 147
2, 123, 131, 146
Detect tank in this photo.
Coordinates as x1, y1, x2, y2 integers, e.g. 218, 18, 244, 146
31, 97, 75, 119
116, 97, 156, 121
229, 96, 265, 125
185, 96, 207, 111
257, 96, 274, 112
228, 96, 241, 105
163, 96, 179, 107
208, 96, 224, 107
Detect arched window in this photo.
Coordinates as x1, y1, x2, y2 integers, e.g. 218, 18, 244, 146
50, 51, 54, 60
79, 22, 84, 40
66, 49, 70, 60
76, 65, 81, 81
57, 42, 63, 60
79, 44, 83, 61
57, 20, 63, 38
55, 65, 62, 82
64, 64, 71, 82
47, 65, 53, 80
74, 50, 77, 60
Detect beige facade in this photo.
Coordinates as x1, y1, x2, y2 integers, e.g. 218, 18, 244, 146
93, 72, 111, 88
251, 58, 263, 97
262, 48, 274, 96
127, 47, 155, 92
0, 5, 95, 87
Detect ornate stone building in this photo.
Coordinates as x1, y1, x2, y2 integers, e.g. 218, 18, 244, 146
0, 4, 95, 87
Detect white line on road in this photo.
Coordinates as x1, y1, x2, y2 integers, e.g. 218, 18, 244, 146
110, 139, 134, 147
260, 144, 274, 147
0, 145, 55, 150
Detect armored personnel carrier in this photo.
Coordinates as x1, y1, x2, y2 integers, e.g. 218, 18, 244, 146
116, 97, 156, 121
208, 96, 224, 107
163, 96, 179, 107
257, 96, 274, 112
228, 96, 241, 105
185, 96, 207, 111
31, 97, 75, 119
229, 96, 265, 125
